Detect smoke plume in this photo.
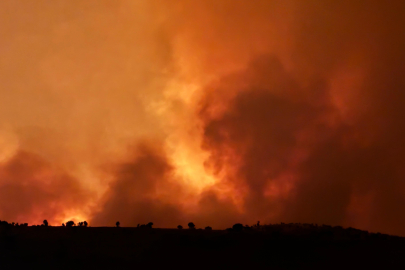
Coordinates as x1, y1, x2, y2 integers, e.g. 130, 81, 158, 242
1, 1, 405, 235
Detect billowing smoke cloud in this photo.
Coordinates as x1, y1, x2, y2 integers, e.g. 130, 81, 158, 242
91, 141, 248, 229
198, 55, 393, 231
0, 0, 175, 224
199, 56, 330, 223
1, 1, 405, 235
91, 142, 184, 227
0, 150, 91, 224
195, 1, 405, 235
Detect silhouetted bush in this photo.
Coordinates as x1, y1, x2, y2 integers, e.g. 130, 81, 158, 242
0, 220, 9, 227
66, 221, 75, 227
188, 222, 195, 229
116, 221, 120, 228
43, 220, 48, 227
205, 226, 212, 231
177, 225, 183, 229
146, 222, 153, 229
78, 221, 89, 227
232, 223, 244, 232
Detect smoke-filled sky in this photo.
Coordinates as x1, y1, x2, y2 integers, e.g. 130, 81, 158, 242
1, 0, 405, 235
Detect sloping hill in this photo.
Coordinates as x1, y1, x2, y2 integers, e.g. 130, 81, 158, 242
0, 223, 404, 269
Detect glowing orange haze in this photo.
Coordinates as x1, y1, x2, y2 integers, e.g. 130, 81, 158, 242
1, 0, 405, 235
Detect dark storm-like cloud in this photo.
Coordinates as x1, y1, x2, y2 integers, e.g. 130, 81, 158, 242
199, 42, 405, 236
290, 0, 405, 234
199, 56, 345, 224
156, 0, 404, 236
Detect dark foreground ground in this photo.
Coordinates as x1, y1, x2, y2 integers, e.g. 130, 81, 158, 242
0, 225, 404, 269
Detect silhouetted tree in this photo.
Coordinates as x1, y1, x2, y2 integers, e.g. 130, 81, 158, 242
43, 220, 48, 227
62, 223, 65, 227
84, 221, 88, 227
78, 222, 83, 227
177, 225, 183, 229
205, 226, 212, 231
66, 221, 75, 227
232, 223, 244, 232
146, 222, 153, 229
116, 221, 120, 227
0, 221, 9, 227
188, 222, 195, 229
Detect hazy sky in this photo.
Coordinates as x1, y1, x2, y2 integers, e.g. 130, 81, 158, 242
1, 0, 405, 235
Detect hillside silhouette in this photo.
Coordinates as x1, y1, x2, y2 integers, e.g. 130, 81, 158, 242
0, 220, 404, 269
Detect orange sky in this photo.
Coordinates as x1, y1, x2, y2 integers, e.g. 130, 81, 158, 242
1, 0, 405, 235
